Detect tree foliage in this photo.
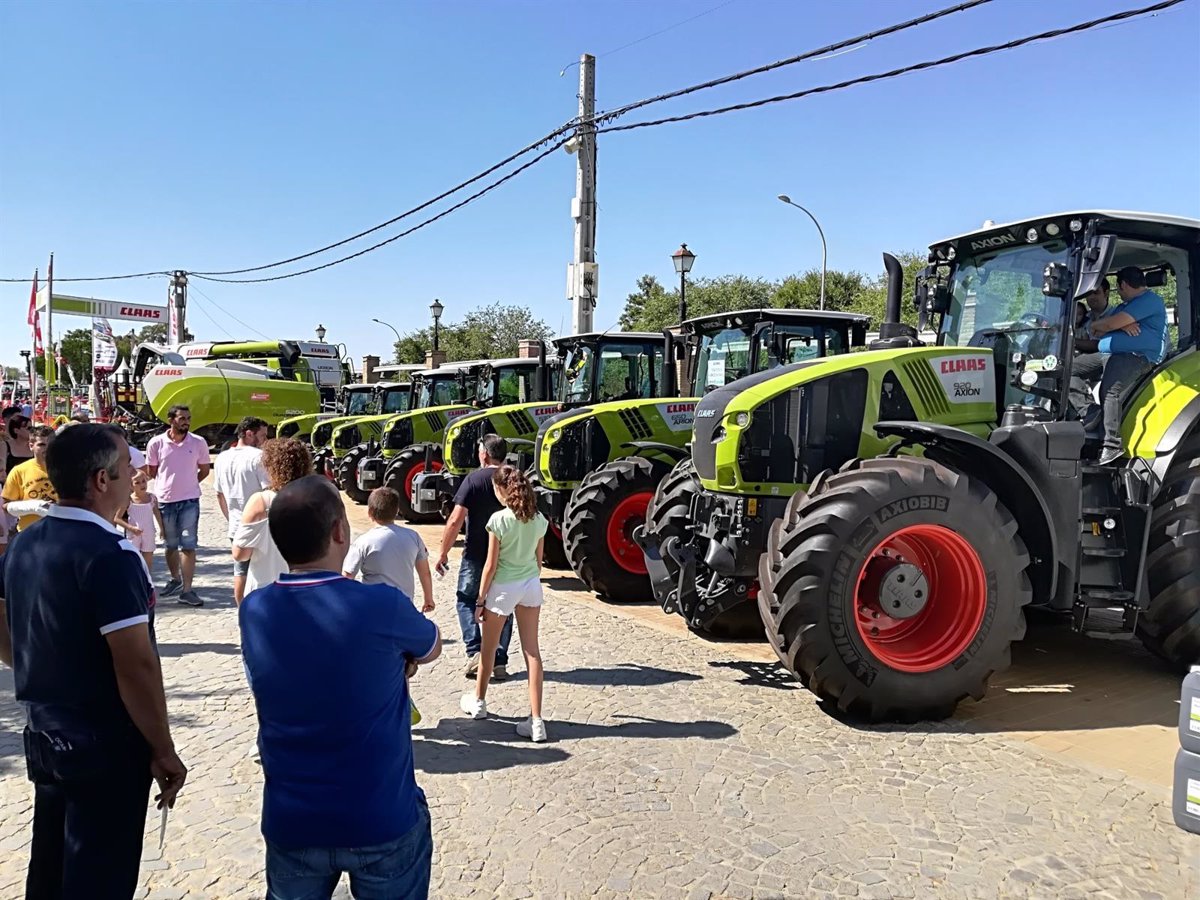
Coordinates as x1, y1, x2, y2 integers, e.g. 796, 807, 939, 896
617, 252, 928, 332
59, 328, 94, 383
392, 304, 554, 365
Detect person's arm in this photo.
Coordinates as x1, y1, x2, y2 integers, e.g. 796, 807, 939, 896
1091, 311, 1136, 336
415, 558, 434, 613
438, 505, 467, 569
0, 554, 12, 667
390, 587, 442, 670
196, 440, 212, 484
106, 625, 188, 808
231, 493, 265, 562
475, 532, 501, 622
145, 438, 160, 480
341, 537, 365, 580
152, 495, 165, 536
216, 492, 229, 520
197, 463, 211, 484
536, 537, 545, 572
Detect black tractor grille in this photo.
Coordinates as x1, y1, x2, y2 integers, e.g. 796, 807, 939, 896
548, 423, 587, 482
279, 422, 299, 439
334, 426, 361, 449
384, 418, 414, 450
505, 409, 536, 435
901, 360, 951, 418
424, 411, 446, 433
618, 407, 653, 440
312, 423, 334, 447
451, 418, 486, 469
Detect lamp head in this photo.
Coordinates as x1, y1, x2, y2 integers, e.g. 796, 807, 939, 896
671, 244, 696, 275
777, 194, 792, 204
430, 299, 444, 322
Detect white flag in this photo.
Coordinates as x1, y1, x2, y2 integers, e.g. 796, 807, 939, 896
93, 318, 118, 372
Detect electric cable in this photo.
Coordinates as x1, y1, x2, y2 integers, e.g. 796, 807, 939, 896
188, 283, 270, 338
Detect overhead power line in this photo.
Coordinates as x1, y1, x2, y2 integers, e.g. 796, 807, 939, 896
188, 283, 269, 338
0, 270, 168, 284
190, 138, 571, 284
595, 0, 1186, 135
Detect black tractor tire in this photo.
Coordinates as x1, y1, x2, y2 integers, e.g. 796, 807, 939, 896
1138, 434, 1200, 669
384, 444, 444, 524
337, 445, 371, 505
758, 456, 1032, 723
563, 455, 672, 601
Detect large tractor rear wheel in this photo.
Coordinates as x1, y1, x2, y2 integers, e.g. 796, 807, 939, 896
563, 456, 671, 601
338, 445, 371, 505
384, 444, 444, 524
1138, 434, 1200, 669
758, 456, 1031, 722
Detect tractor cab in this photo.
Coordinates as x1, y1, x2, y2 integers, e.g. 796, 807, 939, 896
473, 356, 556, 409
556, 332, 671, 406
685, 308, 869, 394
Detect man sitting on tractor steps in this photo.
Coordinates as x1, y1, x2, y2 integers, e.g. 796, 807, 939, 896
1071, 266, 1167, 465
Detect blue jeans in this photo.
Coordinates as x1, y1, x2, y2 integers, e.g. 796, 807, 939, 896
1071, 351, 1153, 449
265, 804, 432, 900
159, 498, 200, 551
456, 557, 511, 664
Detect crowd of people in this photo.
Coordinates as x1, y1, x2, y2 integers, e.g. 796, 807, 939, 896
0, 405, 550, 899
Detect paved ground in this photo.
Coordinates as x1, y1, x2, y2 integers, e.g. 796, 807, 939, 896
0, 486, 1196, 899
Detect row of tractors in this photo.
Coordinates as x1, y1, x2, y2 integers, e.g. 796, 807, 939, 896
282, 210, 1199, 723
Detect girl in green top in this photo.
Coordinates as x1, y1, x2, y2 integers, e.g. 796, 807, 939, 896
460, 465, 549, 741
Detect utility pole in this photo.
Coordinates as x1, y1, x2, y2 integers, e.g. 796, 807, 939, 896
169, 271, 188, 344
567, 53, 597, 334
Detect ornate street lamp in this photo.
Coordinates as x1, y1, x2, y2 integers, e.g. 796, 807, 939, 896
671, 244, 696, 323
430, 298, 445, 353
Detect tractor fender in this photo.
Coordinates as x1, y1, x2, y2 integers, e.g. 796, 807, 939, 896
621, 441, 689, 463
874, 421, 1058, 604
1149, 393, 1200, 493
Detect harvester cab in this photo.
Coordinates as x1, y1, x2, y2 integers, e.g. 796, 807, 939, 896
664, 211, 1199, 723
411, 342, 561, 520
352, 356, 544, 520
541, 309, 869, 602
117, 343, 320, 448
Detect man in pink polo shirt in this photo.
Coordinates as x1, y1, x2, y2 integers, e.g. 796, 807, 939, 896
146, 405, 211, 607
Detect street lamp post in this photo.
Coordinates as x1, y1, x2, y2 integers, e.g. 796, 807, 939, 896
430, 299, 444, 353
671, 244, 696, 323
777, 195, 828, 310
315, 324, 327, 342
19, 350, 31, 397
371, 317, 402, 356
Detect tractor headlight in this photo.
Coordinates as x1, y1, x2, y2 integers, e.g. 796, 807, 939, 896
711, 426, 726, 443
549, 428, 562, 442
1025, 227, 1039, 243
734, 411, 751, 428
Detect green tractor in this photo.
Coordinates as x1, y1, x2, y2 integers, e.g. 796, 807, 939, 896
308, 381, 412, 479
410, 343, 563, 519
537, 310, 869, 602
653, 211, 1199, 722
350, 356, 547, 517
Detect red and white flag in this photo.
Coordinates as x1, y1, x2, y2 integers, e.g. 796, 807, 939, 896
28, 271, 43, 356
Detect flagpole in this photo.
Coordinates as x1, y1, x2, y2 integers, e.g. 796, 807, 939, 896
46, 253, 55, 387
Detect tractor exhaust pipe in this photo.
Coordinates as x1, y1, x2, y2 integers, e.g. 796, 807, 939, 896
536, 340, 549, 400
883, 252, 903, 325
662, 330, 677, 396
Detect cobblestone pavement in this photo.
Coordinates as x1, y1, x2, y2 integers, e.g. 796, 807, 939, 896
0, 488, 1196, 899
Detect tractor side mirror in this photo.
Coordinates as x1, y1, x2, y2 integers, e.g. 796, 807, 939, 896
1042, 262, 1071, 298
915, 267, 952, 315
1074, 234, 1117, 299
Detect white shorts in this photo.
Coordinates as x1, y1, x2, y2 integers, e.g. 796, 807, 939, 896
484, 576, 544, 617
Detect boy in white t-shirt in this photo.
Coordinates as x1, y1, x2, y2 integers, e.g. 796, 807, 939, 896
213, 416, 270, 603
344, 487, 434, 612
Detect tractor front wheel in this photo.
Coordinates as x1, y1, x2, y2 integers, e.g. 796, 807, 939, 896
338, 445, 371, 504
758, 456, 1031, 722
385, 444, 444, 524
1139, 434, 1200, 669
563, 456, 671, 601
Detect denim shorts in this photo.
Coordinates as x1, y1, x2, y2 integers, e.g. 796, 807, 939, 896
159, 499, 200, 551
230, 538, 250, 577
265, 802, 432, 900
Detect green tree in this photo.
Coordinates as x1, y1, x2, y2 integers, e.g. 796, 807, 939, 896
392, 304, 554, 365
618, 274, 776, 332
114, 324, 172, 365
618, 275, 669, 330
59, 328, 94, 383
771, 269, 871, 313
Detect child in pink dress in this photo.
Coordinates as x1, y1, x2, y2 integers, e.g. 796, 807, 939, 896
119, 470, 164, 573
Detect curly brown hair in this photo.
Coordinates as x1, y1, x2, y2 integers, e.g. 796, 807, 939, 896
492, 464, 537, 522
261, 438, 314, 491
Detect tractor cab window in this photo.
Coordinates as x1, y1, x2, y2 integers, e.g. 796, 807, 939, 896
345, 391, 372, 415
481, 367, 536, 406
695, 328, 753, 390
769, 325, 846, 367
418, 377, 459, 408
381, 389, 409, 414
562, 342, 664, 403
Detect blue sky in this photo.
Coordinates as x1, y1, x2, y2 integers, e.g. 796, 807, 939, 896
2, 0, 1198, 369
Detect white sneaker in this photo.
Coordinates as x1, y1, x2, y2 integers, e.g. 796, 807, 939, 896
464, 654, 480, 678
516, 716, 547, 742
460, 694, 487, 720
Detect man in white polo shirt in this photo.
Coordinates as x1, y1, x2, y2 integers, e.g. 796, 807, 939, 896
214, 417, 270, 603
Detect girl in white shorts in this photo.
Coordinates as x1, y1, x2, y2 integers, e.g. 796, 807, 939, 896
460, 464, 549, 741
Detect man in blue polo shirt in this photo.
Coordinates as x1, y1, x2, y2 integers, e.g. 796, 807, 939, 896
240, 475, 440, 900
0, 423, 188, 900
1071, 266, 1166, 465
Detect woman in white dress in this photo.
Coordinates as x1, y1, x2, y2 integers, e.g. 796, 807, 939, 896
232, 438, 314, 599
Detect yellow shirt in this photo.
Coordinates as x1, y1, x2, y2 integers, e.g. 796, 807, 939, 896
1, 458, 57, 531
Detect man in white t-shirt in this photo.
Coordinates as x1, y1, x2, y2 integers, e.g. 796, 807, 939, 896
214, 416, 270, 603
343, 487, 434, 613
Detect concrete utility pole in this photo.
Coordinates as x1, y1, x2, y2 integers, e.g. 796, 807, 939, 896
567, 53, 598, 335
170, 271, 188, 344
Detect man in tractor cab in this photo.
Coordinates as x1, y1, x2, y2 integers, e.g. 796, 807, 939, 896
1071, 267, 1167, 465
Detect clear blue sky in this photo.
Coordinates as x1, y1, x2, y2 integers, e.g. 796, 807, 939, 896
2, 0, 1198, 369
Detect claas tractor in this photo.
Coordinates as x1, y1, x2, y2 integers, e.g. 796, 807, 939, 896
537, 310, 869, 602
278, 381, 409, 444
308, 381, 412, 481
351, 356, 547, 518
412, 343, 561, 519
659, 211, 1199, 722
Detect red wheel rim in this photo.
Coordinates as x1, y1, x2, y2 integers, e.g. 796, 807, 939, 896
606, 492, 652, 575
853, 524, 987, 673
549, 521, 563, 540
403, 460, 443, 501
